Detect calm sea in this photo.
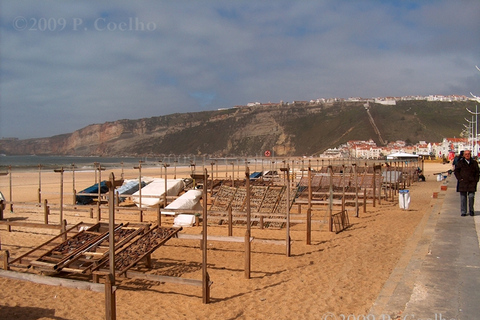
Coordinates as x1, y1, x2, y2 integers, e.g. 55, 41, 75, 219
0, 155, 197, 171
0, 155, 259, 171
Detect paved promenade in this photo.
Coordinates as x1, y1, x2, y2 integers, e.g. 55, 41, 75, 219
370, 177, 480, 320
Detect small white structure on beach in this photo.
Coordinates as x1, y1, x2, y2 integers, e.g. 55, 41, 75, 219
386, 152, 419, 160
132, 178, 185, 208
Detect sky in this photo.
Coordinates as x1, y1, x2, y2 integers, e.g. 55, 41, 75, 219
1, 0, 479, 139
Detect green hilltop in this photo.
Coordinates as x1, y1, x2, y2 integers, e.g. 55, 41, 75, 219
0, 100, 477, 157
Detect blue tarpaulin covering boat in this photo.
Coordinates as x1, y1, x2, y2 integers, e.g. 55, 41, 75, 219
249, 171, 263, 179
76, 181, 109, 205
116, 179, 148, 202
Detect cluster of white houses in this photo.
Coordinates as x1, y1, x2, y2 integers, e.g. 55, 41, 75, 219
322, 138, 480, 160
245, 94, 473, 108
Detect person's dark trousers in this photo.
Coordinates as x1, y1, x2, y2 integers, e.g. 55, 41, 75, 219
460, 191, 475, 216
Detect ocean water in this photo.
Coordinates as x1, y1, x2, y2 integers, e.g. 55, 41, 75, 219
0, 155, 264, 172
0, 155, 196, 171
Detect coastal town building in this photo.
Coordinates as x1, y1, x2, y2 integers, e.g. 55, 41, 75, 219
322, 136, 480, 160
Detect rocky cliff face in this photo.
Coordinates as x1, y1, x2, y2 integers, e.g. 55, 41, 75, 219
0, 100, 475, 157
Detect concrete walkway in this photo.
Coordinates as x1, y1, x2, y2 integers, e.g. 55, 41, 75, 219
370, 177, 480, 320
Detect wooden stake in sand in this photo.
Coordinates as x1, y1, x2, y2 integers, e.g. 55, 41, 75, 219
353, 163, 359, 217
71, 163, 76, 205
96, 163, 106, 222
0, 171, 7, 220
245, 167, 251, 279
280, 165, 291, 257
306, 166, 312, 245
328, 165, 333, 232
107, 172, 123, 280
210, 162, 215, 197
134, 161, 143, 222
106, 172, 122, 320
53, 168, 66, 237
8, 166, 13, 212
38, 164, 42, 204
163, 163, 170, 208
202, 168, 210, 304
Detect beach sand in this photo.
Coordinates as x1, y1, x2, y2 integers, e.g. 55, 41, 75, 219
0, 162, 451, 319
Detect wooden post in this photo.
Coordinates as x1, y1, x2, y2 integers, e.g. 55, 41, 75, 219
9, 166, 13, 212
43, 199, 49, 224
72, 163, 76, 205
54, 168, 66, 237
174, 160, 177, 179
63, 220, 67, 238
373, 164, 376, 208
210, 162, 215, 197
134, 161, 143, 222
105, 273, 116, 320
108, 173, 116, 281
157, 206, 161, 226
38, 164, 42, 204
245, 167, 251, 279
2, 250, 9, 270
0, 200, 3, 220
97, 163, 102, 222
163, 163, 170, 208
406, 160, 409, 186
107, 172, 123, 288
376, 165, 382, 205
328, 166, 333, 232
202, 168, 210, 304
306, 166, 312, 245
231, 162, 235, 187
227, 206, 233, 237
342, 165, 346, 212
353, 164, 359, 217
363, 189, 367, 213
281, 165, 291, 256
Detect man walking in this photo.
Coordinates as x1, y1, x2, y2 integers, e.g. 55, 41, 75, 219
454, 150, 480, 216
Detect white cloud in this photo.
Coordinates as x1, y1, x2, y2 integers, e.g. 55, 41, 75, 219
1, 0, 479, 139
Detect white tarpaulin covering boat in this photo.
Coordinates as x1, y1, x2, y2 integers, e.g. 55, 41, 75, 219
132, 178, 185, 208
161, 189, 203, 215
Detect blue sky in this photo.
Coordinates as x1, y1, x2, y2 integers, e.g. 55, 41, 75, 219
1, 0, 479, 139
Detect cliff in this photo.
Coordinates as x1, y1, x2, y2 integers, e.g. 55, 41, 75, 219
0, 100, 475, 157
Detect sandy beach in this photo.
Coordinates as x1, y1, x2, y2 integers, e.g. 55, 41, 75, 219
0, 161, 452, 320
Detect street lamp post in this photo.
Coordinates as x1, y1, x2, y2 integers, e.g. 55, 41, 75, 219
467, 106, 479, 156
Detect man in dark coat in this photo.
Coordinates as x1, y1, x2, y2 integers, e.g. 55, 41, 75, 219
454, 150, 480, 216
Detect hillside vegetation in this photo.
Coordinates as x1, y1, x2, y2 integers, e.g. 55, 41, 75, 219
0, 100, 475, 157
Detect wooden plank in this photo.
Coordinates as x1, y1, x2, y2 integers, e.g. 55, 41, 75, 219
177, 233, 253, 243
0, 221, 62, 230
124, 270, 207, 287
176, 233, 287, 245
0, 269, 106, 293
29, 260, 56, 269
